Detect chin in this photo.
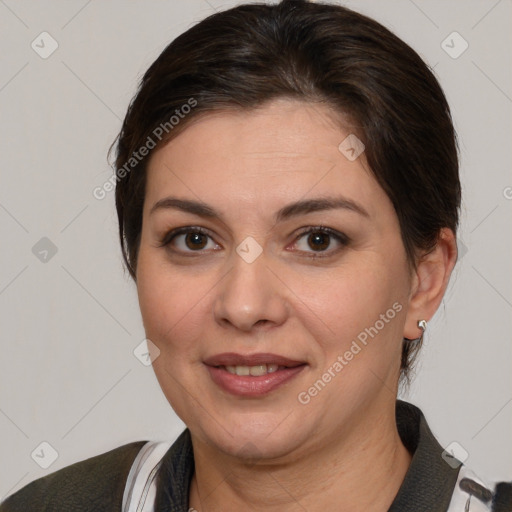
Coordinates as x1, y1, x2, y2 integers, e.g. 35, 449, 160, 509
195, 409, 307, 462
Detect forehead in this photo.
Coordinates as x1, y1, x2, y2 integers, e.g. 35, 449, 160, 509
144, 99, 389, 221
150, 99, 350, 164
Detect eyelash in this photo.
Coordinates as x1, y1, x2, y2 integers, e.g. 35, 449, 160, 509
158, 225, 350, 259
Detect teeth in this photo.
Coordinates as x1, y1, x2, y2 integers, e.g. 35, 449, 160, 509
225, 364, 280, 376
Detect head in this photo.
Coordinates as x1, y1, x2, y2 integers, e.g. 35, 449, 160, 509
112, 0, 459, 459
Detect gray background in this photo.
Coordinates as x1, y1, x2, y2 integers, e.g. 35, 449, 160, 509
1, 0, 511, 500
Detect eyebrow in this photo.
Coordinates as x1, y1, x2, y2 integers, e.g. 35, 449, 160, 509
149, 195, 369, 222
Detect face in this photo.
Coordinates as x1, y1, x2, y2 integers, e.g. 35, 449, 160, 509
136, 99, 414, 461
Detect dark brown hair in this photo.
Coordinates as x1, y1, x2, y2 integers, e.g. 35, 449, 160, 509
112, 0, 460, 384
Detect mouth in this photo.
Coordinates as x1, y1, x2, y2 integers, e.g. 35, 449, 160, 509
203, 353, 307, 397
222, 363, 289, 376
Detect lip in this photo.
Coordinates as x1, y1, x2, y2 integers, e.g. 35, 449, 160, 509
204, 352, 307, 397
203, 352, 305, 367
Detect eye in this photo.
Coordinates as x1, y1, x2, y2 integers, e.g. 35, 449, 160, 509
159, 227, 220, 254
292, 226, 349, 257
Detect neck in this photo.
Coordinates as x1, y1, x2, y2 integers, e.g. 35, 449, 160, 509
188, 400, 412, 512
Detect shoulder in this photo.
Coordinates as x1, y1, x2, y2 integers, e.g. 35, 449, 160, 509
0, 440, 147, 512
448, 465, 512, 512
394, 401, 512, 511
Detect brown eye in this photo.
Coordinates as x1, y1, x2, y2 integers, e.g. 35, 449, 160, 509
307, 232, 330, 251
294, 227, 349, 257
184, 232, 208, 250
159, 227, 219, 254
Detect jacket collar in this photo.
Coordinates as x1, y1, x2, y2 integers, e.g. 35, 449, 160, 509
155, 400, 460, 511
389, 400, 461, 511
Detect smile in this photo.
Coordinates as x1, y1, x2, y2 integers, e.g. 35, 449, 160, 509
224, 364, 279, 376
204, 353, 307, 397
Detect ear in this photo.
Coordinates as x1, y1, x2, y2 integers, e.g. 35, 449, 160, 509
403, 228, 458, 340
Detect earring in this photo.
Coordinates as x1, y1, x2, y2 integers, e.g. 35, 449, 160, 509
405, 319, 427, 344
414, 319, 427, 344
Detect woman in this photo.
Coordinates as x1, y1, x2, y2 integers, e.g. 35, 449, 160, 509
1, 0, 510, 510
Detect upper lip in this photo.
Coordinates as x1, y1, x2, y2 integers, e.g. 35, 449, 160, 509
204, 352, 306, 368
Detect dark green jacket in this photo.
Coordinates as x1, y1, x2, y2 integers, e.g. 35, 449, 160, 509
2, 401, 511, 511
0, 441, 146, 511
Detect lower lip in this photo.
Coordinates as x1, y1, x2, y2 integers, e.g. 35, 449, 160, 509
206, 365, 306, 397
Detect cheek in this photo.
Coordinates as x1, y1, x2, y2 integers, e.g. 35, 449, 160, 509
136, 248, 204, 352
301, 253, 409, 378
304, 259, 403, 334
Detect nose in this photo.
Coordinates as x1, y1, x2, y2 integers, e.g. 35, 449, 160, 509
213, 245, 289, 333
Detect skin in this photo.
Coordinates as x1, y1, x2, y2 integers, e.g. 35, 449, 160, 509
135, 98, 458, 511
